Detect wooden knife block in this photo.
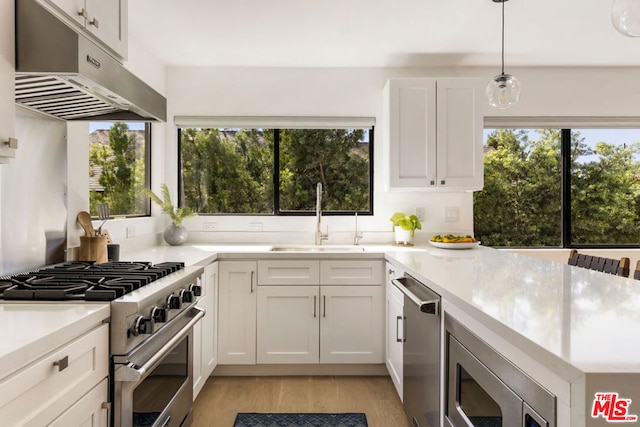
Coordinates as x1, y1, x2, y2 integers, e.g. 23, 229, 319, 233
79, 236, 108, 263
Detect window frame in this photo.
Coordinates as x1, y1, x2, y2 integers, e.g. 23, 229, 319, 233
177, 126, 374, 216
482, 121, 640, 249
89, 122, 152, 219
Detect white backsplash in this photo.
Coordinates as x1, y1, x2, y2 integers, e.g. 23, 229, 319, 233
0, 110, 67, 274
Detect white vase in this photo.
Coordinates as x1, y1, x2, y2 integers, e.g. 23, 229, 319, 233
164, 223, 188, 246
394, 228, 413, 245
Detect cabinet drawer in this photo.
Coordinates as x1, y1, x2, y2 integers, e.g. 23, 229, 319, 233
0, 323, 109, 427
320, 260, 383, 285
258, 260, 320, 285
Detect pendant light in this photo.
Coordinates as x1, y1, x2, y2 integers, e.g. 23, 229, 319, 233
486, 0, 521, 110
612, 0, 640, 37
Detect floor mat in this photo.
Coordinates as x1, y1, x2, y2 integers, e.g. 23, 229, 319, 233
232, 412, 368, 427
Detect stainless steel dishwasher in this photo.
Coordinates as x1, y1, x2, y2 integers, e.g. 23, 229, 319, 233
392, 274, 441, 427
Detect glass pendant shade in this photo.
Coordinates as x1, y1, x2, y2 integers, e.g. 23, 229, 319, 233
485, 74, 521, 110
612, 0, 640, 36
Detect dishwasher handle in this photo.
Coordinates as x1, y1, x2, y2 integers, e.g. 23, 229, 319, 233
391, 278, 440, 316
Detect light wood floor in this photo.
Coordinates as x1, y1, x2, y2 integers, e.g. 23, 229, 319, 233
192, 376, 412, 427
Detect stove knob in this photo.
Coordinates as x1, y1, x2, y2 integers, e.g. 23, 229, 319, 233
167, 294, 181, 309
132, 316, 154, 336
180, 289, 194, 303
189, 283, 202, 297
151, 306, 168, 323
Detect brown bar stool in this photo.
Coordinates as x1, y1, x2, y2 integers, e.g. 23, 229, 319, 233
568, 249, 630, 278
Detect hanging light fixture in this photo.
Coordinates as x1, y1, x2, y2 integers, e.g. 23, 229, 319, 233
612, 0, 640, 37
486, 0, 521, 109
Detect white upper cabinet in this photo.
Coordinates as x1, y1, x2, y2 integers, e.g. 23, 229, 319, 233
39, 0, 128, 60
384, 77, 484, 191
0, 0, 15, 149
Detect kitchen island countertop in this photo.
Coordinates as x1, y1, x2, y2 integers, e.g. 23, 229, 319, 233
386, 246, 640, 377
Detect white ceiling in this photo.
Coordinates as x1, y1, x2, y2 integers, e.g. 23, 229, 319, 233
128, 0, 640, 68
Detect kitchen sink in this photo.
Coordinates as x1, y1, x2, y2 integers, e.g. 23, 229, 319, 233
270, 245, 365, 252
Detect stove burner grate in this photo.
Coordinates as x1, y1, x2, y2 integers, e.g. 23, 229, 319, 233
0, 261, 185, 301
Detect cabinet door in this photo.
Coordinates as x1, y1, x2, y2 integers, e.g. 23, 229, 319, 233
192, 311, 203, 397
44, 0, 85, 27
257, 286, 320, 364
194, 262, 218, 398
384, 78, 437, 190
202, 262, 218, 378
40, 0, 127, 60
47, 378, 108, 427
0, 0, 15, 147
85, 0, 127, 59
436, 78, 484, 190
386, 280, 404, 401
320, 285, 384, 364
218, 261, 257, 364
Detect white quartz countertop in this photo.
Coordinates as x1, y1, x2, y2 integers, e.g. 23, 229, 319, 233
385, 246, 640, 379
122, 242, 640, 379
0, 303, 109, 380
7, 241, 633, 387
120, 243, 421, 266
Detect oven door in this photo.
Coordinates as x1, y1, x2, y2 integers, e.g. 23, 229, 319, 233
113, 306, 205, 427
447, 335, 523, 427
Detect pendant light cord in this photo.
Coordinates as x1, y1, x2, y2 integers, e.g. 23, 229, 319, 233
501, 0, 505, 76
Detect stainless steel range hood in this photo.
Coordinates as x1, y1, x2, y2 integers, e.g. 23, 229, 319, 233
15, 0, 166, 122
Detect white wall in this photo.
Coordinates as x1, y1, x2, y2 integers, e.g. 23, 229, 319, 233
160, 65, 640, 245
1, 110, 67, 274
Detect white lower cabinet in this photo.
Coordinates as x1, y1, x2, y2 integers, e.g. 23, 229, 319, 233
257, 285, 320, 364
48, 378, 108, 427
0, 323, 109, 427
218, 261, 257, 364
194, 262, 218, 398
385, 264, 405, 400
320, 285, 383, 364
255, 259, 384, 365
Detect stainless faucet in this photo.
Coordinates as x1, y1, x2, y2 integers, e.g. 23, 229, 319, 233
354, 212, 363, 245
315, 182, 328, 245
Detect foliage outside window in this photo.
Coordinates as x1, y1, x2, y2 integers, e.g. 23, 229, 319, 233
179, 128, 372, 215
89, 122, 150, 217
474, 128, 640, 247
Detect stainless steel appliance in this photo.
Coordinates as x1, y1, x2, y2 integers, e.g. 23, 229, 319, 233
445, 315, 555, 427
0, 260, 205, 427
15, 0, 167, 121
391, 274, 441, 427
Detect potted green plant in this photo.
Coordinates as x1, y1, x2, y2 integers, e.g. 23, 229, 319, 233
144, 184, 195, 246
390, 212, 422, 245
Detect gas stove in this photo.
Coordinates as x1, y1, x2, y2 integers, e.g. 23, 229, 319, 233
0, 260, 205, 355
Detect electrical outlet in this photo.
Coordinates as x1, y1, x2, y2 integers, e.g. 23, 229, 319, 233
415, 207, 425, 222
126, 226, 136, 238
445, 206, 460, 222
203, 222, 218, 231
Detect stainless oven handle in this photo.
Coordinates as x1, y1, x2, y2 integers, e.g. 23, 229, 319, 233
115, 307, 205, 382
391, 278, 439, 315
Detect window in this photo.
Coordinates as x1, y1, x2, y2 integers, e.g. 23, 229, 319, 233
474, 128, 640, 248
178, 127, 373, 215
89, 122, 151, 217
